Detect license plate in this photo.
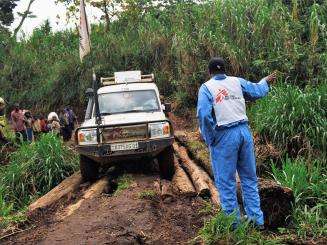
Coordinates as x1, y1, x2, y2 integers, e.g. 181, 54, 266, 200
110, 142, 139, 151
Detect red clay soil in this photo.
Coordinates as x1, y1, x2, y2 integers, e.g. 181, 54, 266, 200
4, 174, 210, 245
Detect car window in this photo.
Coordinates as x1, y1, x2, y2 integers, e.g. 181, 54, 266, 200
98, 90, 160, 115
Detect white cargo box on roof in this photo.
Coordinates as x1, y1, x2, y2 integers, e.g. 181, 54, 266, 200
101, 70, 154, 86
115, 71, 141, 83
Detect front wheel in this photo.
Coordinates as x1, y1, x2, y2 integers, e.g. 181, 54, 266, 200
157, 146, 175, 180
80, 155, 99, 182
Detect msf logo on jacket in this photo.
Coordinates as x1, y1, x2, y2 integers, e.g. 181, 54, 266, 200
215, 89, 228, 103
215, 88, 241, 104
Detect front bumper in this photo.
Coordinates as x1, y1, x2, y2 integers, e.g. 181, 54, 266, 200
75, 119, 174, 164
76, 137, 174, 163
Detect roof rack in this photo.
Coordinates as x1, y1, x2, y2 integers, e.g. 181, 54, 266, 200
100, 71, 155, 86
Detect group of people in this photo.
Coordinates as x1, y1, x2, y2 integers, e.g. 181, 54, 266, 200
0, 100, 77, 144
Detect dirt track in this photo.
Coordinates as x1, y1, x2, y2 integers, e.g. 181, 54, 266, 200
4, 173, 210, 245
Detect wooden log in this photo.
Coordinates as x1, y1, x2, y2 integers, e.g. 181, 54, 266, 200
172, 156, 196, 197
173, 143, 210, 197
174, 130, 188, 143
174, 130, 213, 178
28, 171, 82, 215
207, 181, 220, 206
161, 179, 175, 203
60, 177, 109, 219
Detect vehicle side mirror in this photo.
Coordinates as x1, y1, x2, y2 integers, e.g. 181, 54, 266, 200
164, 103, 171, 113
85, 88, 94, 98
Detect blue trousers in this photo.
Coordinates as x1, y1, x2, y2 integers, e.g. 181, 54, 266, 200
209, 123, 264, 225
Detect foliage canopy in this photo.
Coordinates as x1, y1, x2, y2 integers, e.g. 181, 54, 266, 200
0, 0, 18, 27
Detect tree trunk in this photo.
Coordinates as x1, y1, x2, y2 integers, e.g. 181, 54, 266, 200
172, 156, 197, 197
28, 171, 82, 215
173, 143, 210, 198
60, 177, 109, 219
102, 2, 110, 31
174, 130, 213, 178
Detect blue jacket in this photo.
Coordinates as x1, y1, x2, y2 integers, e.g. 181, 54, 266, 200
197, 74, 269, 146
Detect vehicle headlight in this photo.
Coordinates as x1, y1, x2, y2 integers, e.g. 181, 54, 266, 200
149, 122, 171, 139
77, 129, 98, 145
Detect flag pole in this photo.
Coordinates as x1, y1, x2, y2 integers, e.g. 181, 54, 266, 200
80, 0, 101, 142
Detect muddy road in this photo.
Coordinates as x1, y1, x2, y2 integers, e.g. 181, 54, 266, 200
3, 163, 211, 245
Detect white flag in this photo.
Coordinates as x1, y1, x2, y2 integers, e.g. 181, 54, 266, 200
79, 0, 91, 61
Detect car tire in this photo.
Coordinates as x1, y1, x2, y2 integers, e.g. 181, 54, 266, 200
80, 155, 99, 182
157, 145, 175, 180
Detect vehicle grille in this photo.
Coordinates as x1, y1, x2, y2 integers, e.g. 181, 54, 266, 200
102, 124, 148, 143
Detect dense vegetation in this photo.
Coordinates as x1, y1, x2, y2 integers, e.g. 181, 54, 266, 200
0, 0, 326, 242
0, 134, 78, 228
1, 0, 326, 112
249, 83, 326, 158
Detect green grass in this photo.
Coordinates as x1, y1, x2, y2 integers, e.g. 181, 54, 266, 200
198, 201, 214, 215
0, 207, 27, 230
198, 211, 281, 245
249, 83, 327, 159
0, 133, 78, 228
292, 203, 327, 239
271, 157, 327, 239
138, 190, 156, 199
114, 174, 133, 196
271, 157, 326, 204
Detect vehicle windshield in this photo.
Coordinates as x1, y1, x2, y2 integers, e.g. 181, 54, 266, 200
98, 90, 160, 115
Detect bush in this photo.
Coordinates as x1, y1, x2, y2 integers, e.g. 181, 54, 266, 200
0, 133, 78, 210
249, 83, 327, 158
271, 157, 327, 239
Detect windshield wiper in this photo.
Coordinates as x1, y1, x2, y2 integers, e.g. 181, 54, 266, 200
120, 109, 146, 113
100, 112, 112, 116
100, 109, 156, 115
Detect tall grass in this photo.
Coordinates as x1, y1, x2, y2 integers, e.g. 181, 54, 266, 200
0, 133, 78, 211
271, 157, 326, 204
249, 83, 327, 159
271, 157, 327, 239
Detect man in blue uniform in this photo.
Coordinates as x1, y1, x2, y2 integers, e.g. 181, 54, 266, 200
197, 57, 276, 229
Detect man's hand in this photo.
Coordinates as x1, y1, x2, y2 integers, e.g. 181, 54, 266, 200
265, 71, 277, 85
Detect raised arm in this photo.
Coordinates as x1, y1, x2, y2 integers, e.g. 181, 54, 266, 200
197, 84, 216, 146
239, 72, 277, 101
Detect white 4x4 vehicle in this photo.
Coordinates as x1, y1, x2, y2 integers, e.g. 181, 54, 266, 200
75, 71, 175, 182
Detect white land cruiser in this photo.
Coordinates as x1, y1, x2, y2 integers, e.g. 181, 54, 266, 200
75, 71, 175, 182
